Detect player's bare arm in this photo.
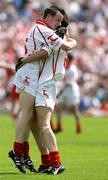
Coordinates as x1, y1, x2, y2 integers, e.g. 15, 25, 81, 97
60, 38, 77, 51
22, 49, 48, 64
15, 49, 48, 71
22, 38, 77, 64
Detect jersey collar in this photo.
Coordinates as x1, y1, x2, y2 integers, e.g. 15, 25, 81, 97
36, 20, 51, 28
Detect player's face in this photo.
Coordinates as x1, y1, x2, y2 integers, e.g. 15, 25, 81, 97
48, 11, 63, 30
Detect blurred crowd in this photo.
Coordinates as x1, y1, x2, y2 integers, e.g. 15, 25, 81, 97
0, 0, 108, 115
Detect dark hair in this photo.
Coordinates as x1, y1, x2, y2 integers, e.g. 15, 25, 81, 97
58, 9, 69, 27
43, 5, 68, 21
61, 14, 69, 27
43, 6, 61, 18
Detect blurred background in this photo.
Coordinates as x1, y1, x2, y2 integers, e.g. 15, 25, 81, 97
0, 0, 108, 116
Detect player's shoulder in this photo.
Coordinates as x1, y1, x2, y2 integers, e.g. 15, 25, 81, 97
36, 23, 53, 33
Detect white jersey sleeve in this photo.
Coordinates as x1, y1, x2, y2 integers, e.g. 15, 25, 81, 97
24, 22, 64, 57
34, 24, 64, 55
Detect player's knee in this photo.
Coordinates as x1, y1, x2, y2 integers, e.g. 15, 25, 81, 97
39, 125, 50, 134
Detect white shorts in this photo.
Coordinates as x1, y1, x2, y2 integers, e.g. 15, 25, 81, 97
14, 64, 39, 97
58, 83, 80, 106
35, 79, 56, 111
14, 63, 57, 110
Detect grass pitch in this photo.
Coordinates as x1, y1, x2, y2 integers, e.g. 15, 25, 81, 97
0, 113, 108, 180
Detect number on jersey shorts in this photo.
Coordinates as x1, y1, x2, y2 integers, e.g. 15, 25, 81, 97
35, 79, 56, 111
13, 64, 39, 97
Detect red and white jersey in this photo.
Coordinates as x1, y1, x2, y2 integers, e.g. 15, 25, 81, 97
38, 49, 66, 84
64, 64, 79, 86
24, 20, 66, 84
24, 20, 64, 66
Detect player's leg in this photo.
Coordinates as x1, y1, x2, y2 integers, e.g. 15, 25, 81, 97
53, 80, 64, 133
8, 90, 35, 173
63, 84, 82, 133
8, 65, 39, 173
35, 79, 65, 175
13, 65, 37, 148
69, 84, 82, 133
70, 104, 82, 133
10, 85, 20, 122
36, 106, 65, 175
11, 99, 20, 122
31, 110, 50, 173
9, 84, 36, 172
21, 116, 36, 173
36, 106, 58, 152
50, 115, 56, 132
15, 90, 35, 142
31, 109, 49, 154
53, 103, 63, 133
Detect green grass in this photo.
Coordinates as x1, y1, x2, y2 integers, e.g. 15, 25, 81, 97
0, 113, 108, 179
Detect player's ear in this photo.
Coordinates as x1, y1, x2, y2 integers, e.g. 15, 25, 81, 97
47, 14, 52, 19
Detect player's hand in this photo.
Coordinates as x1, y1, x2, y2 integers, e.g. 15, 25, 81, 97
55, 27, 67, 39
15, 57, 24, 72
65, 38, 77, 49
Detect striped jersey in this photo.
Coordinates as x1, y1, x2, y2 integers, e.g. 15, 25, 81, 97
24, 20, 66, 83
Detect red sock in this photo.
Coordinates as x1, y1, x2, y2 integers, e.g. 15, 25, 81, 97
41, 154, 51, 167
57, 121, 62, 130
23, 141, 29, 157
76, 122, 82, 133
14, 142, 23, 158
49, 151, 61, 167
